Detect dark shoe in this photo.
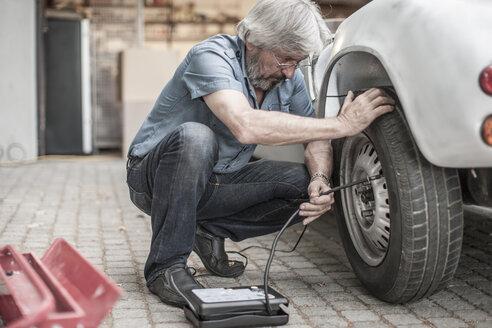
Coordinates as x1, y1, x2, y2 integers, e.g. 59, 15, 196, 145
193, 226, 245, 278
148, 263, 203, 308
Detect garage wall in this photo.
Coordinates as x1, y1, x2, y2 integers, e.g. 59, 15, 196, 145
0, 0, 37, 163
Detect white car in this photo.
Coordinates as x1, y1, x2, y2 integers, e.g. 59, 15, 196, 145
296, 0, 492, 303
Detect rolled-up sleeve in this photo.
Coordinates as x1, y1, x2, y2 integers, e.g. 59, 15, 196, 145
183, 49, 243, 100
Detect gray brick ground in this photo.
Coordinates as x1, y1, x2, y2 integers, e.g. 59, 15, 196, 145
1, 157, 491, 327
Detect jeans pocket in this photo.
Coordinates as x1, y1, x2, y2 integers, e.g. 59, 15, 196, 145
128, 186, 152, 216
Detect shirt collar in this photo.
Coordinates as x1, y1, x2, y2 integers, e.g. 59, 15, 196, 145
237, 38, 247, 75
237, 37, 257, 97
237, 37, 250, 84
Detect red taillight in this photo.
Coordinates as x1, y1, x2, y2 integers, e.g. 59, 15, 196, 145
483, 115, 492, 146
479, 65, 492, 95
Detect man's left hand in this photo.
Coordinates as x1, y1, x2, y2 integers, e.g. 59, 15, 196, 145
299, 179, 335, 225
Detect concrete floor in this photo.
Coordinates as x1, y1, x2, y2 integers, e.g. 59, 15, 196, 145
0, 156, 491, 327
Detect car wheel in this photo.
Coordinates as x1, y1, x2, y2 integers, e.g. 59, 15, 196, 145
332, 93, 463, 303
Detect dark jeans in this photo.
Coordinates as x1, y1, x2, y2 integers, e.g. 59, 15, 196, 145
126, 122, 310, 285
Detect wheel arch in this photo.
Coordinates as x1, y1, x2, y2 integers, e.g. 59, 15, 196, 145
316, 48, 432, 164
317, 47, 396, 119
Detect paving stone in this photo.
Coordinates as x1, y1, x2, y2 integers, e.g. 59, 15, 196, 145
154, 323, 191, 328
288, 260, 318, 269
119, 282, 141, 292
383, 314, 423, 326
434, 298, 476, 312
357, 294, 386, 305
283, 287, 319, 297
150, 310, 188, 323
370, 304, 410, 315
298, 306, 337, 317
292, 267, 326, 276
309, 316, 349, 327
112, 318, 151, 328
302, 275, 336, 285
114, 299, 147, 309
406, 299, 451, 318
341, 310, 380, 322
112, 308, 147, 319
337, 278, 363, 287
346, 286, 371, 295
323, 293, 357, 302
330, 300, 368, 311
290, 295, 327, 307
426, 317, 469, 328
453, 309, 491, 322
353, 322, 391, 328
274, 279, 308, 289
287, 311, 308, 325
312, 282, 345, 294
106, 267, 137, 275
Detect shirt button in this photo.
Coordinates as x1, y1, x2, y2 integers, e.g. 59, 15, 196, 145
236, 51, 240, 58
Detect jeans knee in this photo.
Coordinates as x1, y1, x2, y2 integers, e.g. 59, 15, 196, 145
288, 164, 311, 192
269, 161, 310, 197
175, 122, 218, 164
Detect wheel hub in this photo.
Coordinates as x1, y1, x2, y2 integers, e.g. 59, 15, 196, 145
340, 134, 391, 267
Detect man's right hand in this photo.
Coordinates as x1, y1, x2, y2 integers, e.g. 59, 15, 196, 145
336, 88, 395, 136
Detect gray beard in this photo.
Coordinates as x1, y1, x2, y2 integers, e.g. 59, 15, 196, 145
245, 50, 284, 91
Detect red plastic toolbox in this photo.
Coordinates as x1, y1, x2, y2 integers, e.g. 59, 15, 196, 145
0, 239, 123, 328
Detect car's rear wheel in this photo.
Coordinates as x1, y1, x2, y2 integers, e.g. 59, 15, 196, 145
332, 94, 464, 303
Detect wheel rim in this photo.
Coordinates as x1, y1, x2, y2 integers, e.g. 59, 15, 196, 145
340, 133, 390, 266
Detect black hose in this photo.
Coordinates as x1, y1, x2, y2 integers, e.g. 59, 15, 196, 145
262, 174, 383, 314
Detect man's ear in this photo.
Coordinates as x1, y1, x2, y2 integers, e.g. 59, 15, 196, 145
245, 32, 255, 51
245, 40, 255, 51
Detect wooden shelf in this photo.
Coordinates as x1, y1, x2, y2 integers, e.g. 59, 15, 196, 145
143, 1, 238, 42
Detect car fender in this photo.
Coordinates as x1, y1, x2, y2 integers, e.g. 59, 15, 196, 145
317, 0, 492, 168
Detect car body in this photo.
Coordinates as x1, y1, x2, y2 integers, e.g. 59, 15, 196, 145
314, 0, 492, 168
285, 0, 492, 303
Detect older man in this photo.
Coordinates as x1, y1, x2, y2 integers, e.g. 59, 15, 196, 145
127, 0, 394, 307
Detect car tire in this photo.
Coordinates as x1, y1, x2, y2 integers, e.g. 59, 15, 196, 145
332, 93, 463, 303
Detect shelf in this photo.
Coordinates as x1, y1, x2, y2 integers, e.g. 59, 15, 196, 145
145, 4, 173, 8
88, 3, 136, 8
93, 20, 137, 25
145, 20, 235, 25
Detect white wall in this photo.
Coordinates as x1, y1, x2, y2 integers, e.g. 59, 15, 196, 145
121, 48, 179, 156
0, 0, 38, 162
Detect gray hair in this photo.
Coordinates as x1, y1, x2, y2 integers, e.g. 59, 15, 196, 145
236, 0, 331, 57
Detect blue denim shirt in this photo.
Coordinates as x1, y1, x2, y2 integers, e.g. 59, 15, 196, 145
128, 35, 315, 173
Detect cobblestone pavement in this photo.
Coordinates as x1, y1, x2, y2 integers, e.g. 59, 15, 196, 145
0, 157, 491, 328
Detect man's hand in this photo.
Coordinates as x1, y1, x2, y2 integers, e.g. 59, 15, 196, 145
337, 88, 394, 137
299, 178, 335, 225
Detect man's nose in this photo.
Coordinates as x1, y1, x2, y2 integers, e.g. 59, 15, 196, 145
281, 66, 296, 79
